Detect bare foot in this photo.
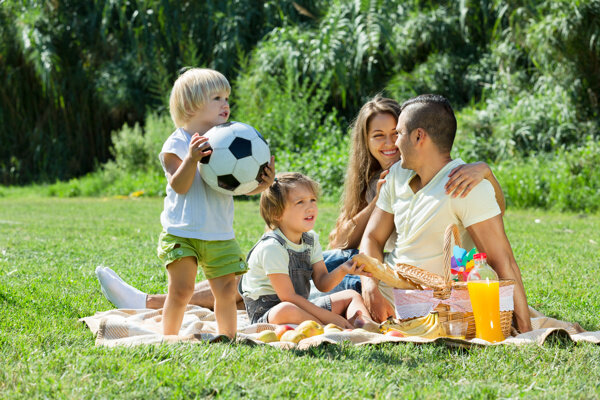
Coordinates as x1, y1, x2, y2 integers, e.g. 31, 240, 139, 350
348, 310, 380, 333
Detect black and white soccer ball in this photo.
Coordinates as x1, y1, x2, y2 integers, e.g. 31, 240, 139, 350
199, 122, 271, 195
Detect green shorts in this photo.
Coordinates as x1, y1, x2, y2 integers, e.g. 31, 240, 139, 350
157, 231, 248, 280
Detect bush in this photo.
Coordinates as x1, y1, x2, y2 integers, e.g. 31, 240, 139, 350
110, 113, 171, 174
455, 77, 592, 162
234, 62, 348, 197
20, 0, 600, 214
46, 112, 171, 197
494, 137, 600, 212
273, 115, 349, 201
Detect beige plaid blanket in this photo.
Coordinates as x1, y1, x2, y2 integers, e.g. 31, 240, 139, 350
80, 306, 599, 349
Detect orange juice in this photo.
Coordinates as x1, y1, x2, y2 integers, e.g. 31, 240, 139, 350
467, 280, 505, 343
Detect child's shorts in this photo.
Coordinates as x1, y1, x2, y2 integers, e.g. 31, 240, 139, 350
242, 293, 332, 325
157, 231, 248, 280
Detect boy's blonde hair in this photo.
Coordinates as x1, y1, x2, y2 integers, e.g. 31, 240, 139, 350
169, 68, 231, 127
260, 172, 320, 230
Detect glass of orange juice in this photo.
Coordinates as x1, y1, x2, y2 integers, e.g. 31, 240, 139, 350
467, 253, 505, 343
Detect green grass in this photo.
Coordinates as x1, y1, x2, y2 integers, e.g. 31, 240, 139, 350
1, 197, 599, 398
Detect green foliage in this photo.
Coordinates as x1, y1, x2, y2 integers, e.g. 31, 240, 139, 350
387, 51, 490, 109
234, 62, 348, 197
519, 0, 600, 118
109, 113, 169, 174
4, 0, 600, 212
0, 0, 315, 185
239, 0, 400, 113
455, 78, 587, 161
494, 137, 600, 212
274, 124, 350, 201
454, 0, 600, 161
46, 113, 170, 197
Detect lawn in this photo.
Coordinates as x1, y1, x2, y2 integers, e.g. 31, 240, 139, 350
0, 196, 599, 398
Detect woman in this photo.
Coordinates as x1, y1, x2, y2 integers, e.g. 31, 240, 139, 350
96, 96, 505, 309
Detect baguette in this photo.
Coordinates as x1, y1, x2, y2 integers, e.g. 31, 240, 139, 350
351, 253, 418, 289
393, 262, 448, 291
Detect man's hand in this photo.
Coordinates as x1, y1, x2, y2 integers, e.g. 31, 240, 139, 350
361, 278, 394, 322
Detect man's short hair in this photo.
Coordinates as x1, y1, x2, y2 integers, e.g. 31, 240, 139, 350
400, 94, 457, 153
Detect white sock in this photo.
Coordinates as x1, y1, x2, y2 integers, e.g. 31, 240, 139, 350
95, 266, 148, 309
102, 266, 125, 283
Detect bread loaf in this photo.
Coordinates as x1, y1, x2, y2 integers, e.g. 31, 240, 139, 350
351, 253, 418, 289
393, 262, 448, 291
352, 253, 451, 293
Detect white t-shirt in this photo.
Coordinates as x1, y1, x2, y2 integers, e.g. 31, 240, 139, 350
241, 229, 324, 300
375, 158, 501, 305
159, 128, 235, 240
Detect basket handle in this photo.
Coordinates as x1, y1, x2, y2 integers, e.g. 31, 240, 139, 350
443, 224, 462, 284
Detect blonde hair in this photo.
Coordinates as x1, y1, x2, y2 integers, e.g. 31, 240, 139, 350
169, 68, 231, 127
329, 95, 401, 246
260, 172, 320, 230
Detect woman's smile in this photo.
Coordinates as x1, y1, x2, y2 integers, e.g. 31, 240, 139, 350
380, 148, 399, 157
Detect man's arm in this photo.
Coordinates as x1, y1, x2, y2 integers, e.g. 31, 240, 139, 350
359, 206, 396, 322
466, 215, 532, 333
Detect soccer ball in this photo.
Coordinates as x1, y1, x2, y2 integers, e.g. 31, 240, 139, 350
199, 122, 271, 195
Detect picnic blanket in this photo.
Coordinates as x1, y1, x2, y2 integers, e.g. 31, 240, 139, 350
80, 306, 600, 349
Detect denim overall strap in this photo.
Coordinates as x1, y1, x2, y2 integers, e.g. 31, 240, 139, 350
239, 231, 314, 299
287, 232, 313, 299
238, 232, 284, 296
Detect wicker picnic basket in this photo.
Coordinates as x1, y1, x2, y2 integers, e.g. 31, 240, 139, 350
355, 224, 514, 339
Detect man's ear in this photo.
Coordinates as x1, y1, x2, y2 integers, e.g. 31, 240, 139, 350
414, 128, 427, 144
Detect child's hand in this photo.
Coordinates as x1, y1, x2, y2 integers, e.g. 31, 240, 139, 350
339, 260, 372, 277
329, 313, 354, 330
252, 156, 276, 193
187, 133, 212, 163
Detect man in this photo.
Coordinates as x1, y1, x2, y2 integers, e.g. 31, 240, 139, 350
360, 94, 532, 333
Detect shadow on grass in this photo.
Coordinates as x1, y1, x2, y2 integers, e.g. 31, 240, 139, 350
289, 340, 468, 367
288, 330, 587, 364
0, 291, 17, 306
